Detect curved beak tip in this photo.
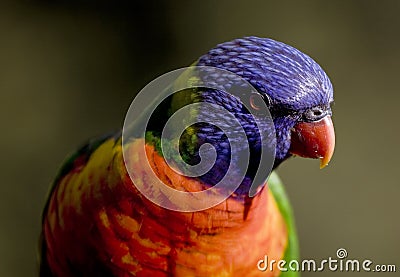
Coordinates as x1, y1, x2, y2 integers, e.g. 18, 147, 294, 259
319, 156, 331, 169
290, 116, 335, 169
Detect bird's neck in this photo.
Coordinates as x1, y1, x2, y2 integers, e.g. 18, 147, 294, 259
123, 138, 279, 230
144, 87, 273, 195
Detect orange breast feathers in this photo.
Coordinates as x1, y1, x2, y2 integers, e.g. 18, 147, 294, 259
43, 138, 288, 276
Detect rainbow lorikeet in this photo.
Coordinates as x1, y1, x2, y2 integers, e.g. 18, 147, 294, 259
40, 37, 335, 277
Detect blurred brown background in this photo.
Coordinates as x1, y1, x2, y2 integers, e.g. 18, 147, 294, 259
1, 0, 399, 276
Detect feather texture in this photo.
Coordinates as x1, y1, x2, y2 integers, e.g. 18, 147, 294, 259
41, 135, 296, 276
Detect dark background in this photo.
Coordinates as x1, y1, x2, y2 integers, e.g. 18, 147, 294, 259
1, 1, 399, 276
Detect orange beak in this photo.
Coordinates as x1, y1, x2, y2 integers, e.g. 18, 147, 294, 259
289, 116, 335, 168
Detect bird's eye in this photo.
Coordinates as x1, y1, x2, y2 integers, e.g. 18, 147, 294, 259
249, 92, 271, 113
249, 93, 264, 111
303, 107, 327, 122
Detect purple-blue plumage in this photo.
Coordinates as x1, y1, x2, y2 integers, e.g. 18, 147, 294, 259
150, 37, 334, 195
196, 37, 333, 165
197, 36, 333, 110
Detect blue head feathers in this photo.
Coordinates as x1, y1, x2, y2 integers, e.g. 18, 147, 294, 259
196, 37, 333, 164
148, 37, 334, 196
197, 36, 333, 111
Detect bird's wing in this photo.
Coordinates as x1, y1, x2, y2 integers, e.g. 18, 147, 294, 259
39, 132, 120, 276
269, 172, 300, 277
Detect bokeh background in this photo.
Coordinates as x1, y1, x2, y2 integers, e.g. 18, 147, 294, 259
1, 1, 399, 276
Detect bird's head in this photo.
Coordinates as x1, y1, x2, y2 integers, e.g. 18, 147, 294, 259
196, 36, 335, 170
145, 36, 335, 196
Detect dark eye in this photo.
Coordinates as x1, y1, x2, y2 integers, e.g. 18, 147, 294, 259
249, 92, 271, 112
303, 107, 327, 122
249, 93, 264, 111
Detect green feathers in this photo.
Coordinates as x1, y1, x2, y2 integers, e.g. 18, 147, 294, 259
269, 172, 300, 277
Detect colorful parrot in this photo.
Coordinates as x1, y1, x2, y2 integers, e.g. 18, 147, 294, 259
40, 37, 335, 277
